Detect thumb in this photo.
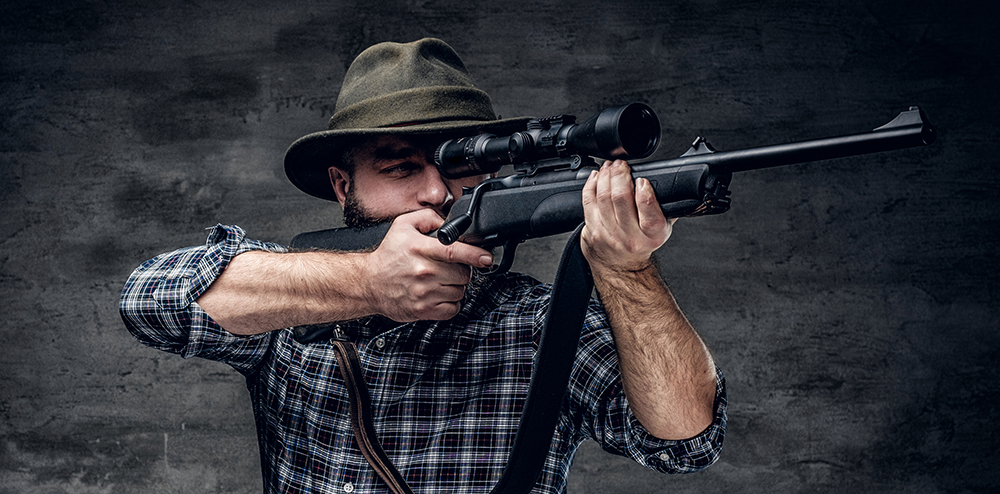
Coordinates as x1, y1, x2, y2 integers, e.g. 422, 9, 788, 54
394, 209, 445, 235
635, 178, 668, 235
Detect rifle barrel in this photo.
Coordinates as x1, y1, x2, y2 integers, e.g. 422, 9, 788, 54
632, 107, 936, 174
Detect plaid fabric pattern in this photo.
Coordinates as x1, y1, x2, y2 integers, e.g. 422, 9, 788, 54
120, 224, 727, 494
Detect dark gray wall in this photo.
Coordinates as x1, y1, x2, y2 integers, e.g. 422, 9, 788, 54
2, 0, 997, 492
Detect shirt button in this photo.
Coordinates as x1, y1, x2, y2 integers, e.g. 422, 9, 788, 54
374, 337, 386, 349
343, 482, 355, 493
658, 452, 671, 461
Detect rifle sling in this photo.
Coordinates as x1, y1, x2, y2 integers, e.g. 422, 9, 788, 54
487, 223, 592, 493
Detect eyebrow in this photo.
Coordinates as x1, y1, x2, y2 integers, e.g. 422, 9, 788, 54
372, 143, 423, 163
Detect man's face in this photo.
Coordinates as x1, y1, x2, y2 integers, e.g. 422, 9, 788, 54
329, 135, 487, 228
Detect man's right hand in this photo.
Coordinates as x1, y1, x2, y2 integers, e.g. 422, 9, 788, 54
362, 209, 494, 322
197, 209, 492, 335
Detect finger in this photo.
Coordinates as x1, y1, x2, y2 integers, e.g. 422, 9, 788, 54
422, 281, 467, 302
587, 162, 622, 232
424, 240, 494, 269
395, 208, 445, 234
413, 260, 472, 289
582, 168, 602, 227
610, 161, 642, 228
426, 301, 462, 321
635, 178, 668, 235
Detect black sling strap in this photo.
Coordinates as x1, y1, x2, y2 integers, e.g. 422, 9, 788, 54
486, 224, 592, 493
292, 224, 593, 494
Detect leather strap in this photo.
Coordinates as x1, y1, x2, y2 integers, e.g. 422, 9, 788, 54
331, 340, 414, 494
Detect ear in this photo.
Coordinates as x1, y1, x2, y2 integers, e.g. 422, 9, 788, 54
329, 166, 350, 203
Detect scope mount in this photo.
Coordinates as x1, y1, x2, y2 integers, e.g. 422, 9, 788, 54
514, 154, 591, 177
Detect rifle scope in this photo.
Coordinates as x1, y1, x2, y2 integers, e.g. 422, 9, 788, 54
434, 103, 661, 179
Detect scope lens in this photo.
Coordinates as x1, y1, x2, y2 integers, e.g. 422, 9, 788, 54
617, 104, 660, 158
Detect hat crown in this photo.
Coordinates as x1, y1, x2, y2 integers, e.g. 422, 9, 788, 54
328, 38, 496, 131
336, 38, 476, 112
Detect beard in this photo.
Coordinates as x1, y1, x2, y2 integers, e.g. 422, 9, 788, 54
342, 188, 453, 229
342, 190, 395, 229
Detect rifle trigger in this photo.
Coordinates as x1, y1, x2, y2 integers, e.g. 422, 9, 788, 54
681, 137, 716, 157
489, 239, 522, 274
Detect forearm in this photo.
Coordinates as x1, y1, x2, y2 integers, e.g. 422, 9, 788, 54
198, 210, 495, 335
197, 250, 374, 335
593, 261, 717, 440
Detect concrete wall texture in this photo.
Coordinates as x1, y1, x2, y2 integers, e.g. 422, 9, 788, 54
1, 0, 997, 492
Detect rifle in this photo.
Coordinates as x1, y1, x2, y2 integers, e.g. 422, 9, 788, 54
289, 104, 935, 494
291, 104, 937, 272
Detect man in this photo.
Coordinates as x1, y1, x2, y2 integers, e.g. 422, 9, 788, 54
121, 38, 726, 493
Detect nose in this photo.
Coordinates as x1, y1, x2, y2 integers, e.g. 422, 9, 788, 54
416, 167, 455, 212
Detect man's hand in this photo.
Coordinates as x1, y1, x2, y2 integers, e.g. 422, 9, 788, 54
363, 209, 494, 322
581, 159, 674, 272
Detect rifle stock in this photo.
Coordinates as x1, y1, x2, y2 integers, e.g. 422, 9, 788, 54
291, 107, 936, 263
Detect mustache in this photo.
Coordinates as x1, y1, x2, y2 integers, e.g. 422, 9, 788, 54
342, 194, 452, 229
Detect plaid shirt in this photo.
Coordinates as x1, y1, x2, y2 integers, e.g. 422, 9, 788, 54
120, 224, 727, 494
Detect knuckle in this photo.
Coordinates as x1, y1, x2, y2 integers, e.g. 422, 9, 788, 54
413, 299, 433, 317
610, 190, 630, 204
410, 284, 430, 300
414, 265, 434, 280
595, 187, 612, 202
445, 245, 463, 264
610, 162, 630, 176
638, 190, 658, 206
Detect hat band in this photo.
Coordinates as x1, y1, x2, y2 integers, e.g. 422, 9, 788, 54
327, 86, 499, 131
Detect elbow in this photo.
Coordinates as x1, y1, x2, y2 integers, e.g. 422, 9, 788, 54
649, 403, 716, 441
118, 262, 183, 348
119, 273, 157, 342
645, 378, 720, 440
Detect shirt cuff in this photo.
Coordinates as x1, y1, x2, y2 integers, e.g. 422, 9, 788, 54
629, 368, 728, 474
121, 224, 286, 369
151, 224, 286, 309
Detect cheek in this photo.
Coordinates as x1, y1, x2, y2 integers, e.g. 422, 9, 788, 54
351, 180, 416, 215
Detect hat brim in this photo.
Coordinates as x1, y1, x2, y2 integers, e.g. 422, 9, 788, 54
284, 116, 533, 202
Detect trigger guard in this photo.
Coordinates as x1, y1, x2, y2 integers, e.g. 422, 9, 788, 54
487, 239, 522, 274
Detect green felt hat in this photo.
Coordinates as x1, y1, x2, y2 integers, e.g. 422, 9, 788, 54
284, 38, 531, 201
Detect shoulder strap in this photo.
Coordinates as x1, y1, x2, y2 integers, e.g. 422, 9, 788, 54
488, 223, 593, 494
331, 340, 414, 494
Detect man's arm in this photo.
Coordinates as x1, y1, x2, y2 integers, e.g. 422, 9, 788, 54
197, 209, 494, 335
581, 160, 717, 441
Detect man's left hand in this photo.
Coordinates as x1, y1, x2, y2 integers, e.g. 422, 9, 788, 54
580, 159, 675, 271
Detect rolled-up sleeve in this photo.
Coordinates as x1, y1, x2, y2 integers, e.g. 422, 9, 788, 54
119, 224, 287, 374
568, 301, 727, 474
611, 370, 726, 473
